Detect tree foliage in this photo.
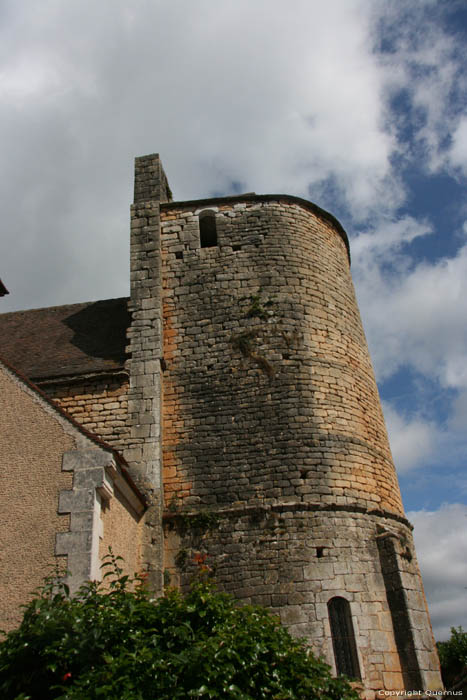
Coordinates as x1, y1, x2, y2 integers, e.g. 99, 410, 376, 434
437, 626, 467, 693
0, 555, 359, 700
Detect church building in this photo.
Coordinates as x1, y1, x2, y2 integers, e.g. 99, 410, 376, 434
0, 154, 442, 698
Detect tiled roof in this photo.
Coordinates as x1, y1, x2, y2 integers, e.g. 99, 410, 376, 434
0, 297, 130, 380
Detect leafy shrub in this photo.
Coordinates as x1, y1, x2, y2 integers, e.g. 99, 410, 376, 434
437, 626, 467, 692
0, 555, 359, 700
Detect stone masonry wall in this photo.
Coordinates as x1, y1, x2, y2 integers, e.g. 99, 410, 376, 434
160, 199, 403, 515
158, 196, 441, 696
42, 374, 130, 451
123, 154, 172, 591
164, 508, 440, 696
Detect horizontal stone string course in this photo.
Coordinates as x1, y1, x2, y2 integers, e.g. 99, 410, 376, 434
162, 502, 413, 529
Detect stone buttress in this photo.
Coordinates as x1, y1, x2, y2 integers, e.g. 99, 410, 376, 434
123, 154, 171, 591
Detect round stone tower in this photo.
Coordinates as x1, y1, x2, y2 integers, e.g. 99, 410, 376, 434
126, 154, 442, 699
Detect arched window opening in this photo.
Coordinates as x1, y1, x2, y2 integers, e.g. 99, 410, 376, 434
199, 210, 217, 248
328, 597, 361, 680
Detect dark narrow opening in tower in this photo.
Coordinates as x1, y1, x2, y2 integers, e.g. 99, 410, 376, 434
199, 210, 217, 248
316, 546, 324, 558
328, 597, 361, 680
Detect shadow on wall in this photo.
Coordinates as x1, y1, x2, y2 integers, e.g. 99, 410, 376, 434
0, 297, 131, 379
63, 298, 131, 366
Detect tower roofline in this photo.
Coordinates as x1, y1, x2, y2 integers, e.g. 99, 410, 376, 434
160, 193, 350, 263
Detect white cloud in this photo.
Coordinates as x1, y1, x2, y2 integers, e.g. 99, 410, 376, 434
381, 391, 467, 481
409, 504, 467, 640
353, 233, 467, 391
382, 402, 436, 474
0, 0, 409, 311
0, 55, 60, 100
351, 216, 432, 260
374, 2, 467, 173
0, 1, 464, 312
449, 117, 467, 177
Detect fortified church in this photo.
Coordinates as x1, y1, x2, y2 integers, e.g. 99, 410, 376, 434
0, 154, 442, 697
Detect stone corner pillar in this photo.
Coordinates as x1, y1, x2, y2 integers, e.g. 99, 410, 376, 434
123, 152, 172, 592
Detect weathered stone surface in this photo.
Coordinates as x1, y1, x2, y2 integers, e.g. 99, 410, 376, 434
8, 154, 441, 699
45, 374, 130, 451
153, 191, 442, 697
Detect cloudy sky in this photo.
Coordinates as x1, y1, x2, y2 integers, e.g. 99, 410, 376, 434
1, 0, 466, 640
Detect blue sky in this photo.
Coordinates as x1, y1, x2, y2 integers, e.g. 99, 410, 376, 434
1, 0, 466, 640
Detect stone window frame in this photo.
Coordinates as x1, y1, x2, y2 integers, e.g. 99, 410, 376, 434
327, 596, 361, 680
198, 209, 218, 248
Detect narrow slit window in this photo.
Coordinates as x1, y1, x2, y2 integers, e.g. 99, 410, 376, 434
199, 210, 217, 248
328, 597, 361, 680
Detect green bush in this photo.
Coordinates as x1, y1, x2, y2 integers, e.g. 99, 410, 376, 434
437, 626, 467, 692
0, 555, 359, 700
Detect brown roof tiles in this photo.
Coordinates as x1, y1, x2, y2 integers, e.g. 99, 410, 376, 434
0, 297, 130, 380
